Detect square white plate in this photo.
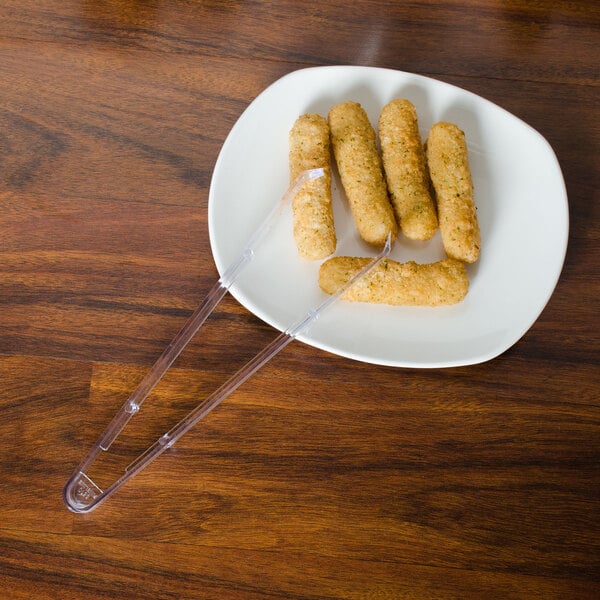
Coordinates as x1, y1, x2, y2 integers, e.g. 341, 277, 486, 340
208, 66, 568, 368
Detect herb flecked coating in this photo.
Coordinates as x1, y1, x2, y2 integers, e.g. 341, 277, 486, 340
425, 122, 480, 263
319, 256, 469, 306
288, 113, 337, 260
328, 101, 397, 247
379, 99, 438, 241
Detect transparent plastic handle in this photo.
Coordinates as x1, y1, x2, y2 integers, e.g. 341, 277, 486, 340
63, 164, 391, 513
63, 168, 323, 513
64, 233, 391, 513
80, 168, 325, 456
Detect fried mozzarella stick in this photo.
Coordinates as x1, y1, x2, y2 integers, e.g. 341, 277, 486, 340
379, 99, 438, 240
328, 102, 397, 247
289, 114, 336, 260
319, 256, 468, 306
425, 122, 480, 263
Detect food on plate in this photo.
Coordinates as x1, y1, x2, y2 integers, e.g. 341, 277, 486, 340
425, 122, 480, 263
378, 99, 438, 240
287, 101, 480, 307
328, 101, 398, 247
318, 255, 469, 306
288, 114, 337, 260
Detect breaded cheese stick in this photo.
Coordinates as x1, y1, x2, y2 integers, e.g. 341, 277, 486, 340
318, 256, 468, 306
425, 122, 480, 263
289, 114, 336, 260
379, 99, 438, 240
328, 101, 397, 247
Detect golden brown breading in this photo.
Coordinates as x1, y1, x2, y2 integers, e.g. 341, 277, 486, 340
288, 114, 336, 260
378, 99, 438, 241
318, 255, 469, 306
425, 122, 480, 263
328, 101, 397, 247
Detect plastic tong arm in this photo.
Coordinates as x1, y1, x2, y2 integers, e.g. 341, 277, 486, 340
97, 168, 324, 455
63, 168, 322, 512
63, 174, 392, 513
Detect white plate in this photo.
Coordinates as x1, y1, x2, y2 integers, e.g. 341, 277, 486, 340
208, 66, 568, 368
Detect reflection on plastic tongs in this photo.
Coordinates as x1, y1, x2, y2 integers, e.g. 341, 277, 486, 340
63, 168, 392, 513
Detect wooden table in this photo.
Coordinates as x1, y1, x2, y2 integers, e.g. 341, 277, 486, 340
1, 1, 598, 597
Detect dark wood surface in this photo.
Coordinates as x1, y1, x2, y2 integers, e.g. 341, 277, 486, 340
1, 1, 599, 598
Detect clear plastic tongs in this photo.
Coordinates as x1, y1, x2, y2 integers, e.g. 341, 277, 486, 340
63, 168, 392, 513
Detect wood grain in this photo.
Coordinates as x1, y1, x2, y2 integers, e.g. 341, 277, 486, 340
1, 1, 599, 598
